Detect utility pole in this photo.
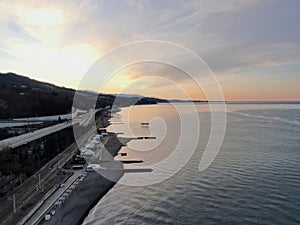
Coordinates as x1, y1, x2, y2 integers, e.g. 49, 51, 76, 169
13, 194, 16, 214
38, 173, 41, 190
9, 171, 14, 190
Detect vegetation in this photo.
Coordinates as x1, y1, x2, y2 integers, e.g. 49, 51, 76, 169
0, 129, 11, 141
0, 127, 74, 194
0, 72, 167, 119
0, 72, 75, 118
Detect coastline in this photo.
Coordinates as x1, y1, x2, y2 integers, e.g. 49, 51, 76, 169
75, 172, 122, 225
39, 107, 131, 225
40, 133, 129, 225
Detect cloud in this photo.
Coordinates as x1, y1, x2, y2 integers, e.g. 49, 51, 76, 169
125, 0, 148, 10
0, 0, 299, 100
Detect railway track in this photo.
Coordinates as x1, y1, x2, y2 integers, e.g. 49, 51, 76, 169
0, 113, 108, 225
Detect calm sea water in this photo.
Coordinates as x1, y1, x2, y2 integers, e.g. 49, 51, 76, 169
83, 103, 300, 225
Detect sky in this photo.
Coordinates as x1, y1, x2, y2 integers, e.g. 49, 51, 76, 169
0, 0, 299, 101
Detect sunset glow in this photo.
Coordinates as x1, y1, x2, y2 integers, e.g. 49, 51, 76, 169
0, 0, 299, 101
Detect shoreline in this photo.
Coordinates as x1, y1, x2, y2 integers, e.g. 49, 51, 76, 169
40, 108, 131, 225
40, 133, 129, 225
75, 171, 121, 225
78, 135, 132, 225
75, 183, 113, 225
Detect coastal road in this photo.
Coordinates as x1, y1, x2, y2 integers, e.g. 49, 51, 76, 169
0, 121, 77, 150
0, 109, 106, 224
0, 140, 79, 225
24, 169, 84, 225
18, 115, 106, 225
0, 108, 104, 150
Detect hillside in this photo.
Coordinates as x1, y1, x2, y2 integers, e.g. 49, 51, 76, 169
0, 73, 76, 119
0, 72, 166, 119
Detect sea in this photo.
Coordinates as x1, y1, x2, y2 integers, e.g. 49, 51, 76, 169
83, 102, 300, 225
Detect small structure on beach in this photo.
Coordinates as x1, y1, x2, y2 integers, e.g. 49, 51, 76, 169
45, 214, 51, 221
82, 149, 94, 157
